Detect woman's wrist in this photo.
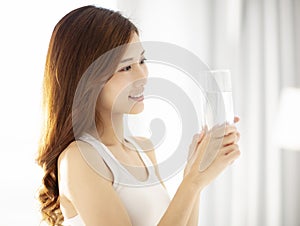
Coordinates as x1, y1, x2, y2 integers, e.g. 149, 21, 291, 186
182, 173, 204, 194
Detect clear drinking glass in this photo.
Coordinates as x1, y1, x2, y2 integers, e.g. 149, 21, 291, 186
199, 69, 235, 171
203, 69, 234, 129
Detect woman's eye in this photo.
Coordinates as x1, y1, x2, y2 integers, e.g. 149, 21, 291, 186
140, 57, 147, 64
119, 65, 132, 72
118, 58, 147, 72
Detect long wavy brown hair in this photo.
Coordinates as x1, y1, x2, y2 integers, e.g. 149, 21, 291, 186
36, 5, 138, 225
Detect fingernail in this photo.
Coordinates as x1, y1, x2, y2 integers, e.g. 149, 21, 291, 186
197, 131, 204, 141
198, 133, 203, 140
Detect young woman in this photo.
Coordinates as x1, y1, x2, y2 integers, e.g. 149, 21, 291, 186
36, 5, 240, 226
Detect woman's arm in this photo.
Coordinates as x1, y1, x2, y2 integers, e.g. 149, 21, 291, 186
134, 137, 201, 226
182, 131, 205, 226
186, 192, 200, 226
157, 176, 202, 226
136, 122, 240, 226
159, 124, 240, 226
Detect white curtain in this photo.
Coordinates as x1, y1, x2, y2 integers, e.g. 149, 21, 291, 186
117, 0, 300, 225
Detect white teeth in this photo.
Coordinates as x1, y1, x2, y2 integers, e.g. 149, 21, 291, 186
129, 92, 143, 98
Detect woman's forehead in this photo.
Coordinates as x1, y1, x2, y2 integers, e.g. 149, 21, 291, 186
121, 33, 145, 61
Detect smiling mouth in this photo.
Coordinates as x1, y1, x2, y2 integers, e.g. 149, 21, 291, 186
128, 93, 144, 101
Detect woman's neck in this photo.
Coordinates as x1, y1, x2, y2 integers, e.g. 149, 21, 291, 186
94, 112, 126, 147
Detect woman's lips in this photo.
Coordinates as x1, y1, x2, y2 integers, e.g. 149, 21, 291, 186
128, 95, 144, 102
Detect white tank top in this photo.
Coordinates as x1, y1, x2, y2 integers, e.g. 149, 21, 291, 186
63, 133, 171, 226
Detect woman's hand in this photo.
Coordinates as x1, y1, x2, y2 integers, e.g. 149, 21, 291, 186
184, 117, 241, 190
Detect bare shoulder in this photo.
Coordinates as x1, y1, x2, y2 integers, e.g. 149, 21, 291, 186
58, 140, 113, 188
57, 140, 132, 225
58, 140, 92, 164
58, 141, 83, 167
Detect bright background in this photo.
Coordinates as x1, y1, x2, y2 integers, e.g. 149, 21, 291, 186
0, 0, 299, 225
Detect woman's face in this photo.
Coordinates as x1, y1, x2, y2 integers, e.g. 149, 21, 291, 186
97, 33, 148, 115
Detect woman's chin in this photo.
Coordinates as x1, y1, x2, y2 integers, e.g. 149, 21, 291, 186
128, 104, 144, 114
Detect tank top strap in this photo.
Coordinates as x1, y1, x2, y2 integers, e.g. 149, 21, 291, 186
124, 136, 157, 177
78, 132, 156, 188
78, 132, 125, 189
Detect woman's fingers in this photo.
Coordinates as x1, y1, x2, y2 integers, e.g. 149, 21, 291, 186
193, 133, 211, 165
187, 123, 240, 174
224, 146, 241, 163
222, 132, 239, 146
188, 134, 200, 157
185, 130, 209, 176
211, 124, 237, 138
219, 143, 239, 156
197, 130, 205, 143
188, 130, 207, 160
234, 116, 240, 123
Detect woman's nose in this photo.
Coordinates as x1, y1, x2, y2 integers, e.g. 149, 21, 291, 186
134, 63, 148, 86
133, 76, 147, 88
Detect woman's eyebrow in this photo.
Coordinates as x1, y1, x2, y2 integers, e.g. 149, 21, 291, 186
120, 49, 145, 63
